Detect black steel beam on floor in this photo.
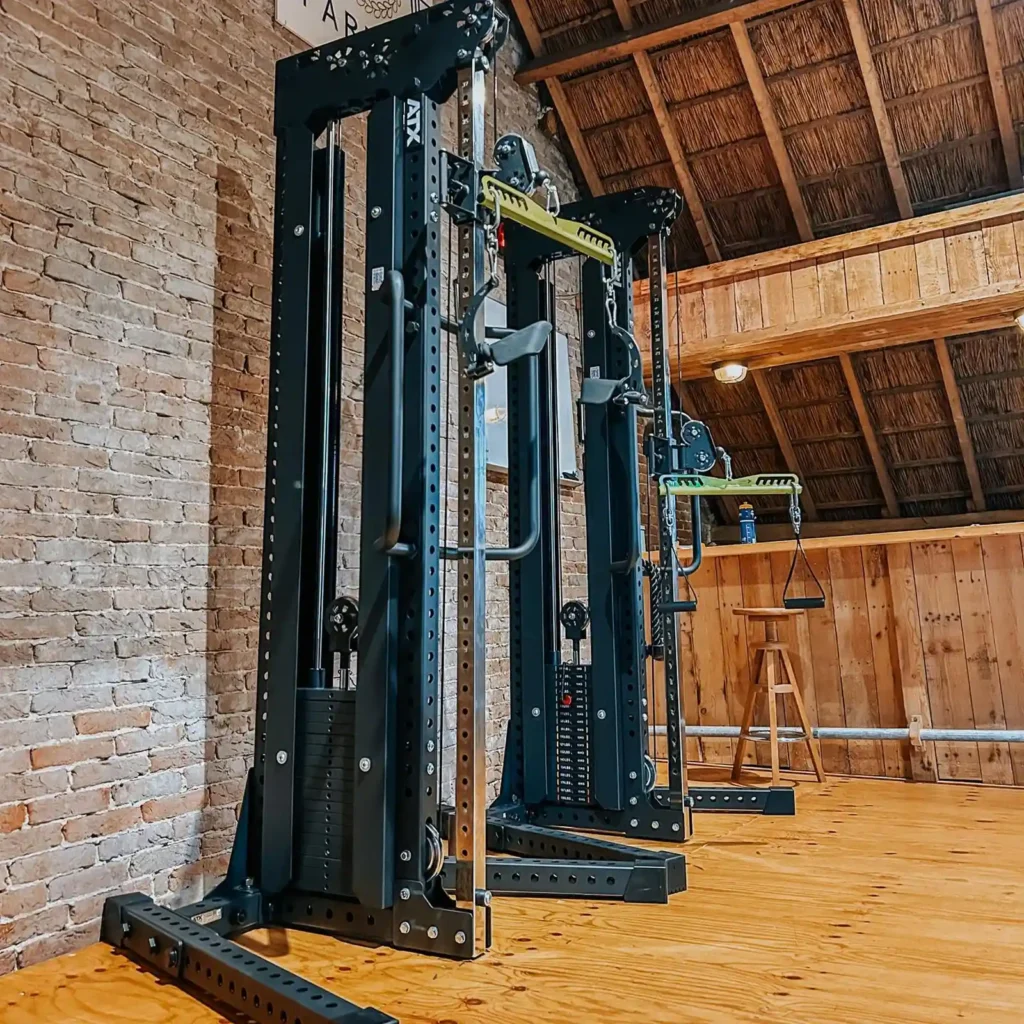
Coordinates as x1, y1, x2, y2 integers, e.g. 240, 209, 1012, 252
440, 854, 684, 902
688, 786, 795, 814
439, 810, 686, 903
102, 894, 394, 1024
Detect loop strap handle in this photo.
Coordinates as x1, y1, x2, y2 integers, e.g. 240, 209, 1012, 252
782, 532, 826, 610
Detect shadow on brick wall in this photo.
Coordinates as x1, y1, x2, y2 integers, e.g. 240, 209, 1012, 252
199, 165, 273, 891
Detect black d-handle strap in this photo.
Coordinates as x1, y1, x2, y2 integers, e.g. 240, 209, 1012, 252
782, 533, 826, 610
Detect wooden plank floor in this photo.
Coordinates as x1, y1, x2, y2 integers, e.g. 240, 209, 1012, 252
2, 772, 1023, 1023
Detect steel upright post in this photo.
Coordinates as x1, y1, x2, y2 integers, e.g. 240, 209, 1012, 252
647, 232, 689, 832
452, 59, 490, 957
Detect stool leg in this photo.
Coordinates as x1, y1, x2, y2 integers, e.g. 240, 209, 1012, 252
782, 648, 826, 782
765, 651, 782, 787
732, 647, 764, 780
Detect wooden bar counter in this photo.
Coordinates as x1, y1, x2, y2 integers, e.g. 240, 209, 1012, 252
672, 521, 1024, 786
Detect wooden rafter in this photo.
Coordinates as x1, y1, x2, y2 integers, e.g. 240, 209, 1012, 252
539, 8, 609, 40
838, 352, 901, 518
506, 0, 605, 196
752, 370, 819, 519
974, 0, 1024, 189
934, 338, 987, 512
516, 0, 808, 85
548, 81, 605, 195
729, 22, 814, 242
608, 0, 720, 262
635, 55, 721, 262
841, 0, 914, 219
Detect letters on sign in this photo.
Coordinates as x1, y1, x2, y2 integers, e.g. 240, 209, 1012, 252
276, 0, 432, 48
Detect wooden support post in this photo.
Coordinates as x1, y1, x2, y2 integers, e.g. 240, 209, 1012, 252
974, 0, 1024, 189
842, 0, 914, 218
885, 545, 939, 781
934, 338, 987, 512
838, 352, 900, 518
730, 21, 814, 242
506, 0, 605, 196
752, 369, 819, 519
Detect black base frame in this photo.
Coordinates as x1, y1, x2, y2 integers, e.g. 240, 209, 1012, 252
689, 785, 794, 814
103, 894, 395, 1024
438, 806, 686, 902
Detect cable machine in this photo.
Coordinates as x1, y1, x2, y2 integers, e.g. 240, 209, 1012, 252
97, 4, 659, 1020
643, 232, 808, 814
453, 188, 699, 885
487, 187, 801, 845
431, 187, 689, 901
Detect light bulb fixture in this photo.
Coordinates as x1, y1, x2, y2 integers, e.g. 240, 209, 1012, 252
712, 361, 749, 384
1014, 309, 1024, 331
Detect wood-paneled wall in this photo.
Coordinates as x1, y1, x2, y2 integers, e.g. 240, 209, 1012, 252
658, 524, 1024, 785
633, 194, 1024, 379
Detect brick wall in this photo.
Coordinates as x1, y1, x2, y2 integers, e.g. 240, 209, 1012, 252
0, 0, 586, 972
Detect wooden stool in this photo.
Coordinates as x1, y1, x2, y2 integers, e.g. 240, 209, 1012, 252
730, 608, 826, 786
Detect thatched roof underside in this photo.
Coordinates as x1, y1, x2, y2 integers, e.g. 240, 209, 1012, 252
524, 0, 1024, 269
679, 328, 1024, 523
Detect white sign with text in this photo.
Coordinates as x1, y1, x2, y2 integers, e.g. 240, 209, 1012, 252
276, 0, 431, 47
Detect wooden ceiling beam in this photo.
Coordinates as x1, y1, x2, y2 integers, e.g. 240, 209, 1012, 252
838, 352, 901, 518
751, 369, 819, 519
729, 21, 814, 242
870, 12, 977, 56
506, 0, 605, 196
841, 0, 914, 219
974, 0, 1024, 189
655, 192, 1024, 286
540, 8, 610, 40
608, 0, 721, 262
885, 73, 990, 112
669, 281, 1024, 378
516, 0, 808, 85
934, 337, 987, 512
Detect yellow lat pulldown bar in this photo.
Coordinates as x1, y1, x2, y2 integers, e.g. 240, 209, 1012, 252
659, 472, 803, 498
480, 175, 616, 265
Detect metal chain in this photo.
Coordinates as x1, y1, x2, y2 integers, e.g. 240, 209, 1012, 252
790, 484, 802, 536
485, 190, 500, 286
485, 221, 499, 284
605, 250, 622, 327
545, 180, 560, 217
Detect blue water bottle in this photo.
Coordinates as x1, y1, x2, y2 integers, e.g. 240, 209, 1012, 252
738, 502, 757, 544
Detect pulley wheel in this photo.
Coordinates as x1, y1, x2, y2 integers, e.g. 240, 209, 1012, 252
642, 754, 657, 794
559, 600, 590, 634
326, 596, 359, 651
424, 821, 443, 882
